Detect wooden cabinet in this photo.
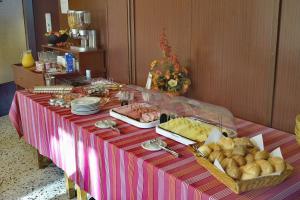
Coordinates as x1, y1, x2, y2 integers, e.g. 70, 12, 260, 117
42, 45, 106, 78
12, 64, 44, 89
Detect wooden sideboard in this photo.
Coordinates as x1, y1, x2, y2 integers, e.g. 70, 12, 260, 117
11, 64, 83, 89
42, 45, 106, 78
12, 64, 45, 89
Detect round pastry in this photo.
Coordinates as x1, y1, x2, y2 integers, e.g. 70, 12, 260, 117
221, 158, 237, 169
255, 150, 270, 160
226, 164, 242, 180
232, 145, 247, 156
208, 143, 222, 151
245, 154, 255, 164
208, 150, 225, 163
233, 137, 254, 147
268, 157, 286, 173
223, 149, 233, 158
232, 155, 246, 167
218, 137, 234, 150
256, 159, 274, 176
221, 157, 231, 169
248, 147, 259, 155
198, 145, 212, 157
241, 163, 261, 180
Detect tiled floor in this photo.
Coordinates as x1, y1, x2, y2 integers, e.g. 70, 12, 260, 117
0, 115, 73, 200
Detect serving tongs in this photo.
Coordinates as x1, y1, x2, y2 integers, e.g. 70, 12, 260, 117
149, 138, 181, 158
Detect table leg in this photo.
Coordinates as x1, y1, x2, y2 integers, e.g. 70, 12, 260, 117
64, 173, 76, 199
76, 184, 87, 200
36, 150, 51, 169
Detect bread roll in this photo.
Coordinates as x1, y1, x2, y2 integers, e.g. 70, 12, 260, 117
233, 137, 254, 147
226, 165, 242, 180
198, 145, 212, 157
245, 154, 254, 164
248, 147, 259, 155
256, 160, 274, 176
223, 149, 233, 158
208, 143, 222, 151
232, 155, 246, 167
208, 150, 225, 163
241, 163, 261, 180
268, 157, 286, 173
255, 150, 270, 160
221, 158, 237, 169
219, 137, 234, 150
232, 145, 246, 156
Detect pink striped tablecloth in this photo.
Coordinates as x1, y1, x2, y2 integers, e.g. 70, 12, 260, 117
9, 90, 300, 200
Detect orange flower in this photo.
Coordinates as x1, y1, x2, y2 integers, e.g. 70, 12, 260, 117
165, 70, 171, 79
174, 63, 180, 72
159, 29, 171, 57
182, 66, 188, 74
155, 70, 162, 75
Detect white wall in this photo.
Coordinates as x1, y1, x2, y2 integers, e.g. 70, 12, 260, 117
0, 0, 27, 84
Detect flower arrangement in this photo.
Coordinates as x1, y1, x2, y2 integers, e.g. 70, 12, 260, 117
149, 30, 191, 95
45, 29, 69, 47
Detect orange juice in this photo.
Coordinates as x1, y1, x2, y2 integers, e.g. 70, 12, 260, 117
22, 50, 35, 68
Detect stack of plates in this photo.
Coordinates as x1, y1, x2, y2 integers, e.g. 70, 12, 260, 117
296, 115, 300, 144
71, 97, 100, 115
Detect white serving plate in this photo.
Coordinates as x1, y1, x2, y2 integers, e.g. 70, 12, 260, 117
72, 105, 99, 112
109, 109, 159, 129
71, 97, 100, 107
155, 126, 196, 145
71, 109, 100, 116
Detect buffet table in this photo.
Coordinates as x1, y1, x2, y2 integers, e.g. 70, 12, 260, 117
9, 90, 300, 200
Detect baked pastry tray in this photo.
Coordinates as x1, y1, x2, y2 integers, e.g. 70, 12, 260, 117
109, 109, 159, 129
156, 117, 238, 146
156, 126, 196, 145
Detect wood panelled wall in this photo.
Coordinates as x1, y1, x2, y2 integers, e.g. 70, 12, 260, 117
190, 0, 279, 125
132, 0, 279, 126
55, 0, 299, 133
32, 0, 60, 52
106, 0, 130, 84
58, 0, 107, 49
272, 0, 300, 132
134, 0, 192, 86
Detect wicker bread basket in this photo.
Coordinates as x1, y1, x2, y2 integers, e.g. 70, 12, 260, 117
189, 146, 294, 194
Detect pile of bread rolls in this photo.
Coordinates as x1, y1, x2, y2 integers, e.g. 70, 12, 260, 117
198, 137, 287, 181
